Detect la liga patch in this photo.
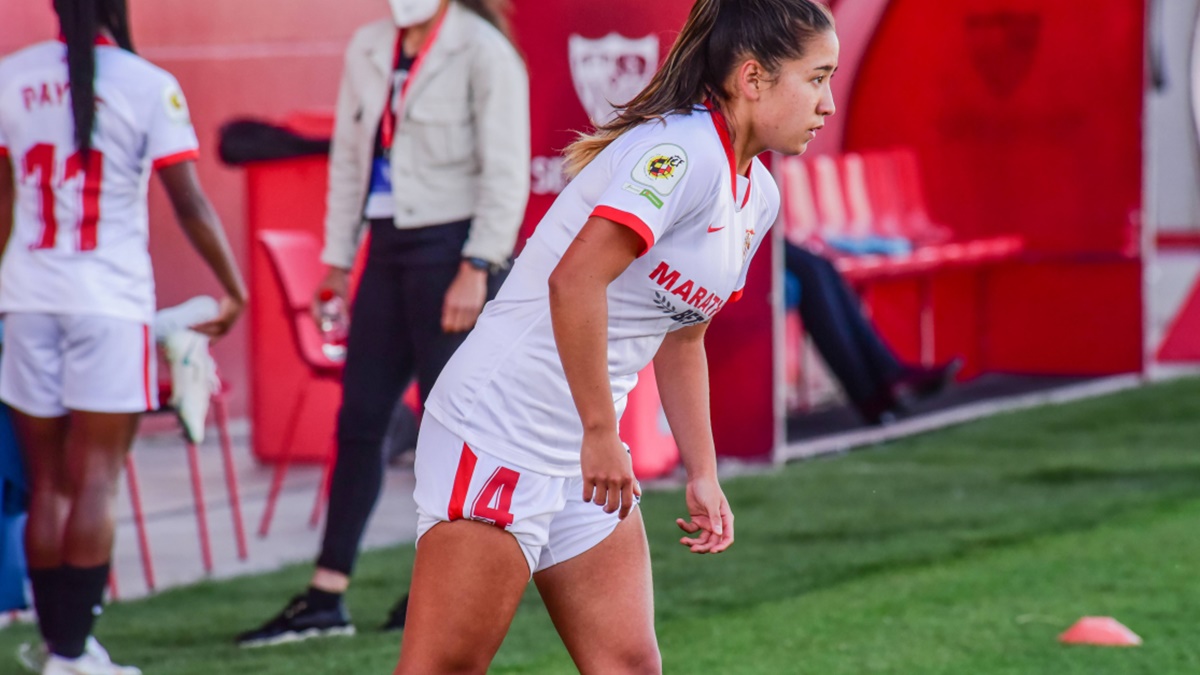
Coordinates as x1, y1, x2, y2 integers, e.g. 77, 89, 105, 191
163, 85, 191, 126
632, 143, 687, 196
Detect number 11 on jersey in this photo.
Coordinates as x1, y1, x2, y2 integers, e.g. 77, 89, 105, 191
22, 143, 104, 251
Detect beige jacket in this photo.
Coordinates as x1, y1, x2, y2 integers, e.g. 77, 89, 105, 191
321, 2, 530, 269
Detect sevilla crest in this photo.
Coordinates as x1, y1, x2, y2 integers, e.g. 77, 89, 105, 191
568, 33, 659, 125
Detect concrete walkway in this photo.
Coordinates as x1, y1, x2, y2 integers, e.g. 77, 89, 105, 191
109, 420, 419, 600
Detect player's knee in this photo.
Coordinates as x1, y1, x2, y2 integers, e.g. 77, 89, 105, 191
600, 643, 661, 675
73, 471, 121, 501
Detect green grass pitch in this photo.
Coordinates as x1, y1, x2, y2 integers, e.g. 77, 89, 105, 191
3, 377, 1199, 673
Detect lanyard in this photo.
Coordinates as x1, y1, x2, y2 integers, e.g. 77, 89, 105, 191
379, 11, 447, 152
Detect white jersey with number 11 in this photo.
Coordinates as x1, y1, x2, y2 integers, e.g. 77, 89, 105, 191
0, 38, 200, 324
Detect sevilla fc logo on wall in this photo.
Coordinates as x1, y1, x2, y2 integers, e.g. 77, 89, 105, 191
964, 11, 1041, 99
569, 33, 660, 125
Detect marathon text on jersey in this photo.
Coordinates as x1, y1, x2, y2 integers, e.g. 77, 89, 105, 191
648, 260, 726, 320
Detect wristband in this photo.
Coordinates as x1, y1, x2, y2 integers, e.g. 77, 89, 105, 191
463, 257, 492, 272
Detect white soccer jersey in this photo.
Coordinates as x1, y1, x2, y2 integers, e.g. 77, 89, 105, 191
0, 38, 199, 324
425, 106, 780, 476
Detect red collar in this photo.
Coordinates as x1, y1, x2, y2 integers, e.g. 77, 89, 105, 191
706, 101, 752, 209
57, 34, 118, 47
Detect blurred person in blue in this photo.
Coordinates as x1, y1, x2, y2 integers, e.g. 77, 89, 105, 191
235, 0, 530, 647
0, 0, 248, 671
784, 240, 961, 425
394, 0, 832, 671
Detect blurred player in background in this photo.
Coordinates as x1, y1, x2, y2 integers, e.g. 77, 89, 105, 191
0, 0, 247, 672
395, 0, 837, 672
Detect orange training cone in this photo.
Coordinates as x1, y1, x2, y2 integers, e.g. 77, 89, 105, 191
1058, 617, 1142, 646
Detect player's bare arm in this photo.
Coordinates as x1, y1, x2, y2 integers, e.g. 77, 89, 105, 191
655, 322, 735, 554
158, 160, 248, 339
550, 215, 646, 520
0, 157, 12, 260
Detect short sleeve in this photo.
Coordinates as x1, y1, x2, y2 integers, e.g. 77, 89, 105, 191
589, 132, 719, 257
146, 75, 200, 170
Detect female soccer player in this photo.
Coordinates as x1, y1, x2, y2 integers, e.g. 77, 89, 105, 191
0, 1, 247, 673
395, 0, 837, 672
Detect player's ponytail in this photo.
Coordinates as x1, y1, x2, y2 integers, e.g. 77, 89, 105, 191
563, 0, 834, 178
53, 0, 134, 158
55, 0, 99, 158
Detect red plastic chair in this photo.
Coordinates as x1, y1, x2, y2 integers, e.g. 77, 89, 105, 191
123, 376, 247, 592
255, 230, 343, 538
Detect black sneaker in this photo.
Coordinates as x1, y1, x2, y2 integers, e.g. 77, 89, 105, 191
381, 593, 409, 631
235, 594, 355, 648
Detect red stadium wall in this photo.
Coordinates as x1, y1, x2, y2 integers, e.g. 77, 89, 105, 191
841, 0, 1145, 375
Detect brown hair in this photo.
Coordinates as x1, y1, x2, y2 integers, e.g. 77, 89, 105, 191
457, 0, 516, 46
563, 0, 833, 177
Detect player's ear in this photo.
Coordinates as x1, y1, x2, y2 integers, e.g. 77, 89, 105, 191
736, 59, 766, 102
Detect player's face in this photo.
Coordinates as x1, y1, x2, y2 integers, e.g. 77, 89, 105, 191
755, 30, 839, 156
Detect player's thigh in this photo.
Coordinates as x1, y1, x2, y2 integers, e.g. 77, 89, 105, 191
64, 410, 141, 490
397, 519, 530, 675
533, 510, 660, 675
402, 416, 563, 673
59, 315, 156, 414
0, 313, 68, 418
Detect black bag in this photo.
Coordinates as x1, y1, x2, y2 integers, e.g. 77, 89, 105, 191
217, 118, 331, 166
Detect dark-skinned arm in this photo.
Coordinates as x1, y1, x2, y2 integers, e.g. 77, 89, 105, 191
157, 160, 248, 338
0, 156, 13, 260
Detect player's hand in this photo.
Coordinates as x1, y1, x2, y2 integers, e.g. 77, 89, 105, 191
442, 262, 488, 333
676, 476, 734, 554
311, 267, 350, 324
580, 428, 641, 520
189, 295, 245, 341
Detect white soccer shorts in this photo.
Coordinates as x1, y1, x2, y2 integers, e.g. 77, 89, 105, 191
0, 313, 158, 417
414, 414, 637, 576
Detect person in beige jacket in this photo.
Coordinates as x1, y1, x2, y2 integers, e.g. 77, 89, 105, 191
236, 0, 529, 647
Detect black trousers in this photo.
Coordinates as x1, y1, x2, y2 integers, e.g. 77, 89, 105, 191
784, 243, 902, 406
316, 219, 504, 576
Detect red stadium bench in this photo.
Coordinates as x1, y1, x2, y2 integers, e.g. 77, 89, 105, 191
775, 148, 1025, 411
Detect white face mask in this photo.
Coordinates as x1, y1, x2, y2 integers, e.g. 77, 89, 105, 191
389, 0, 441, 27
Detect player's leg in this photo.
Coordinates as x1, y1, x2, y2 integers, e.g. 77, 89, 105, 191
533, 508, 661, 674
60, 410, 140, 566
11, 412, 70, 568
36, 315, 150, 672
397, 416, 559, 673
0, 313, 74, 661
10, 408, 70, 664
394, 519, 530, 674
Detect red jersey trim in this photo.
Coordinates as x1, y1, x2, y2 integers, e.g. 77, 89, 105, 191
591, 205, 654, 257
706, 102, 752, 209
152, 149, 200, 170
142, 324, 154, 411
728, 289, 744, 304
57, 35, 118, 47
